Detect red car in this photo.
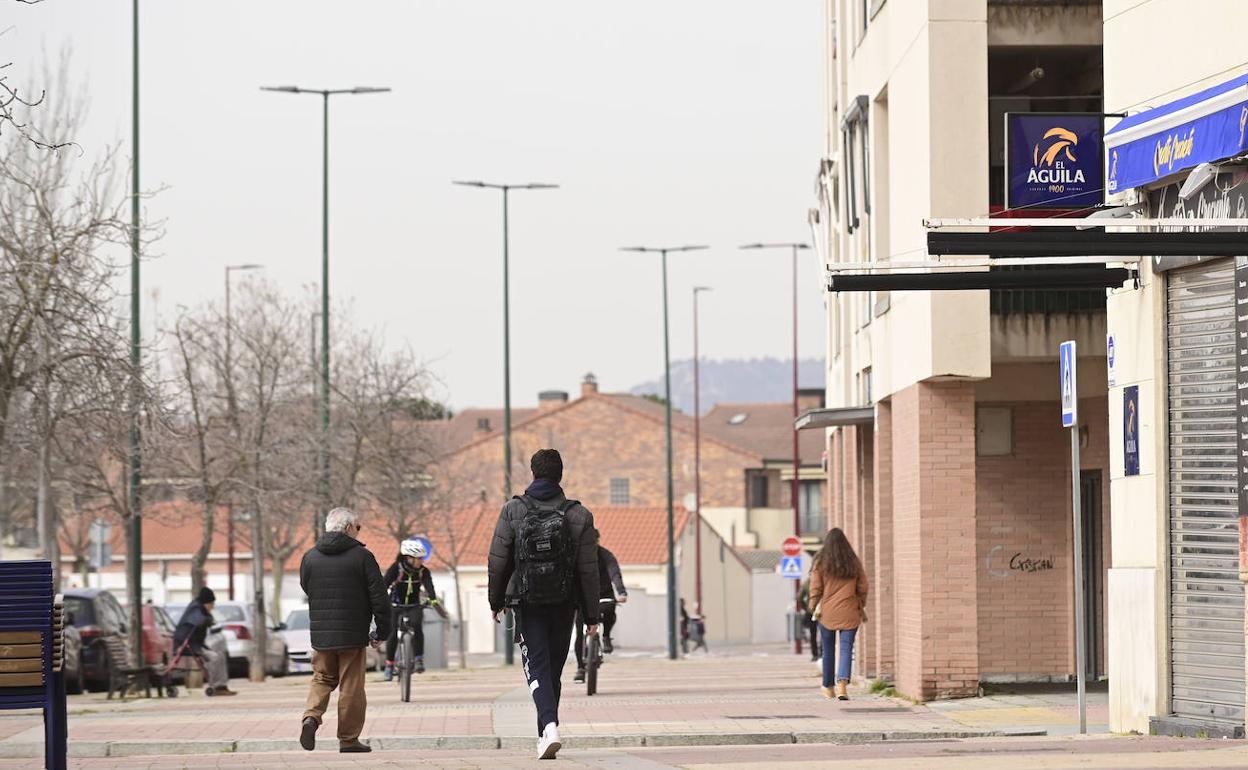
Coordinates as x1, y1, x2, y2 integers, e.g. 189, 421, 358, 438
141, 604, 177, 669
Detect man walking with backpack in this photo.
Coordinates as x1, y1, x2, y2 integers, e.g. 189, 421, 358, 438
488, 449, 600, 760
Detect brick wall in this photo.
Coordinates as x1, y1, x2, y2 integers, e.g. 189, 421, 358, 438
975, 396, 1111, 679
892, 381, 980, 700
872, 401, 895, 680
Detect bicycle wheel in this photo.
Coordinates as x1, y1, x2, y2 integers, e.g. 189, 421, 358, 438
586, 634, 600, 696
399, 633, 414, 703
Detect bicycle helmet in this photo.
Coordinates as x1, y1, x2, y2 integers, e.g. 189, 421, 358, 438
400, 538, 428, 559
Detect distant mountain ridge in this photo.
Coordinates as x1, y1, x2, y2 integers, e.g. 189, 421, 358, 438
629, 358, 825, 415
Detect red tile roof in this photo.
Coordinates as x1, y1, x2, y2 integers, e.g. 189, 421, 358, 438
75, 498, 687, 572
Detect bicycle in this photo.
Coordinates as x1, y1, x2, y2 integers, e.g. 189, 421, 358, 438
583, 627, 602, 696
393, 599, 446, 702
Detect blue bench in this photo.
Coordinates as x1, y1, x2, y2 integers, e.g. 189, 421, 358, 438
0, 560, 67, 770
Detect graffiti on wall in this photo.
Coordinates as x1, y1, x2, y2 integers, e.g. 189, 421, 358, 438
985, 544, 1057, 577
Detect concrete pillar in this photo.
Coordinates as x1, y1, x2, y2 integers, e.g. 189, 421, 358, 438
892, 380, 979, 700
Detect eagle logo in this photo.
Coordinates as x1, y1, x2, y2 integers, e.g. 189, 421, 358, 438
1034, 127, 1079, 167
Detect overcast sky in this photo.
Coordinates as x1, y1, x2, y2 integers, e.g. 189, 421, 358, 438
8, 1, 826, 410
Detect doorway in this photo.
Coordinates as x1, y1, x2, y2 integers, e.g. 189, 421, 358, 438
1080, 470, 1104, 680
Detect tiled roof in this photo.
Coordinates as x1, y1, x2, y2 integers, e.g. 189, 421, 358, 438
429, 407, 539, 454
701, 402, 825, 465
735, 549, 784, 572
76, 497, 686, 572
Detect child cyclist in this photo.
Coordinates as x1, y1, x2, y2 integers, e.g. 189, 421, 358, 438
383, 538, 439, 678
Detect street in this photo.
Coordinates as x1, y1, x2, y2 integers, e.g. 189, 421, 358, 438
2, 645, 1243, 768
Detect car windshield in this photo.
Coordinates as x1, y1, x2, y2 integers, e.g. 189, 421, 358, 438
284, 609, 310, 631
164, 605, 187, 624
212, 605, 246, 622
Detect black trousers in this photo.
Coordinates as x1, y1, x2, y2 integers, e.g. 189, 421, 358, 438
517, 603, 576, 736
385, 606, 424, 663
573, 603, 617, 668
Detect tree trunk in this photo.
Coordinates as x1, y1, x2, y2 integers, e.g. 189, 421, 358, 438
450, 564, 467, 669
248, 496, 267, 682
190, 500, 215, 597
270, 556, 285, 630
36, 437, 60, 591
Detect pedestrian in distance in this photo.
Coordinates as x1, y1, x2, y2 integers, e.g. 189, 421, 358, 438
172, 587, 234, 696
689, 608, 708, 653
808, 527, 869, 700
298, 507, 392, 753
488, 448, 600, 760
679, 598, 691, 655
799, 575, 821, 662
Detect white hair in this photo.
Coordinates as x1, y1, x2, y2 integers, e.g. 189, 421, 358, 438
325, 507, 360, 533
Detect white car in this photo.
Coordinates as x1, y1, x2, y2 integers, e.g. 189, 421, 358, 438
206, 601, 289, 678
279, 608, 384, 674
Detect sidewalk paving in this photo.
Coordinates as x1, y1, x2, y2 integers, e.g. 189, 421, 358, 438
0, 645, 1109, 763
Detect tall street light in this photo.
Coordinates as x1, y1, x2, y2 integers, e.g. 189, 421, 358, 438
261, 85, 391, 535
453, 180, 557, 666
128, 0, 145, 666
620, 244, 709, 660
224, 264, 263, 601
741, 242, 811, 656
692, 286, 712, 615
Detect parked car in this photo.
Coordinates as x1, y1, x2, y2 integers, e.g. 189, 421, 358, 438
205, 601, 288, 678
61, 622, 84, 695
63, 588, 129, 692
163, 603, 229, 673
139, 604, 175, 673
279, 608, 383, 674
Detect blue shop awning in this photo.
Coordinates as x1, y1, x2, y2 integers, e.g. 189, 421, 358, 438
1105, 73, 1248, 193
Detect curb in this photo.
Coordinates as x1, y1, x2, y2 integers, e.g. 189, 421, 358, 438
0, 728, 1044, 758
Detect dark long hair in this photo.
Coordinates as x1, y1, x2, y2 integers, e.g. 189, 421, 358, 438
812, 528, 862, 580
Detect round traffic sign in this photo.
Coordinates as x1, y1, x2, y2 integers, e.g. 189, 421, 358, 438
781, 537, 802, 557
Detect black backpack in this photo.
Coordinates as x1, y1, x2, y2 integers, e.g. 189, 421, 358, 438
515, 495, 578, 605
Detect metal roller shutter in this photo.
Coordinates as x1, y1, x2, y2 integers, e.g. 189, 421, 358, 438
1167, 259, 1244, 726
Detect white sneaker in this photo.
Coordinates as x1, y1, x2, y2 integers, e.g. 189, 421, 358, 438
537, 723, 561, 760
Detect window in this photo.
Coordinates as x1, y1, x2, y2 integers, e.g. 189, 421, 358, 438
749, 474, 769, 508
609, 478, 630, 505
799, 481, 824, 536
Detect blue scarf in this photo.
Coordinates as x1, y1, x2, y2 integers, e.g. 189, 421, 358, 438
525, 479, 562, 501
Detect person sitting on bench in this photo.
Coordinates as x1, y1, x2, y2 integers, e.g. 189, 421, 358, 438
174, 588, 234, 696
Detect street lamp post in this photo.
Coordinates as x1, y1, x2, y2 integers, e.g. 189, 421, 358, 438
453, 180, 557, 666
692, 286, 712, 614
620, 245, 709, 661
261, 85, 391, 535
741, 242, 811, 656
224, 264, 263, 602
128, 0, 143, 666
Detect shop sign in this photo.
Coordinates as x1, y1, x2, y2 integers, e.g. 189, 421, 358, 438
1006, 113, 1104, 209
1124, 385, 1139, 477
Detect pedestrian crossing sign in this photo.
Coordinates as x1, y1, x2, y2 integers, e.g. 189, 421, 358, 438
780, 555, 803, 579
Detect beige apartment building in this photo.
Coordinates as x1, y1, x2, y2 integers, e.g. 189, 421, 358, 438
1100, 0, 1248, 738
809, 0, 1113, 702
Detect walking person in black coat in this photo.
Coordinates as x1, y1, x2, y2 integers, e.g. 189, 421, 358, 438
298, 508, 391, 754
488, 449, 600, 760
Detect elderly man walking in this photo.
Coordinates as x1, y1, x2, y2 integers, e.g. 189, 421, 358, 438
298, 507, 391, 753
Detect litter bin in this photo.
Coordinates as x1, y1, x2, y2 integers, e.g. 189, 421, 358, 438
422, 612, 448, 670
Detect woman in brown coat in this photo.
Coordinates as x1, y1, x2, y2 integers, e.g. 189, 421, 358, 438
807, 528, 868, 700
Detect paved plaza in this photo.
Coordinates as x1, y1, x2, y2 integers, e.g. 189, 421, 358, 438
2, 645, 1242, 768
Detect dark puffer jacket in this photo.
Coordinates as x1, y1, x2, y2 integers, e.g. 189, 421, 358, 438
487, 491, 601, 624
299, 531, 391, 651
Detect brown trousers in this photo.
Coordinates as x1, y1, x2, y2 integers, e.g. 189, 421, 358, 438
302, 647, 367, 745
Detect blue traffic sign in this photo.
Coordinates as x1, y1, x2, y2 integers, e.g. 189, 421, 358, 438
1060, 340, 1078, 427
780, 555, 803, 580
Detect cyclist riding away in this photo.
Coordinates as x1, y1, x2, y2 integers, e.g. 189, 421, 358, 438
574, 540, 627, 682
383, 538, 439, 679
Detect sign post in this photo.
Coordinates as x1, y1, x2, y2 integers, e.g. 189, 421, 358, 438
1060, 340, 1087, 735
